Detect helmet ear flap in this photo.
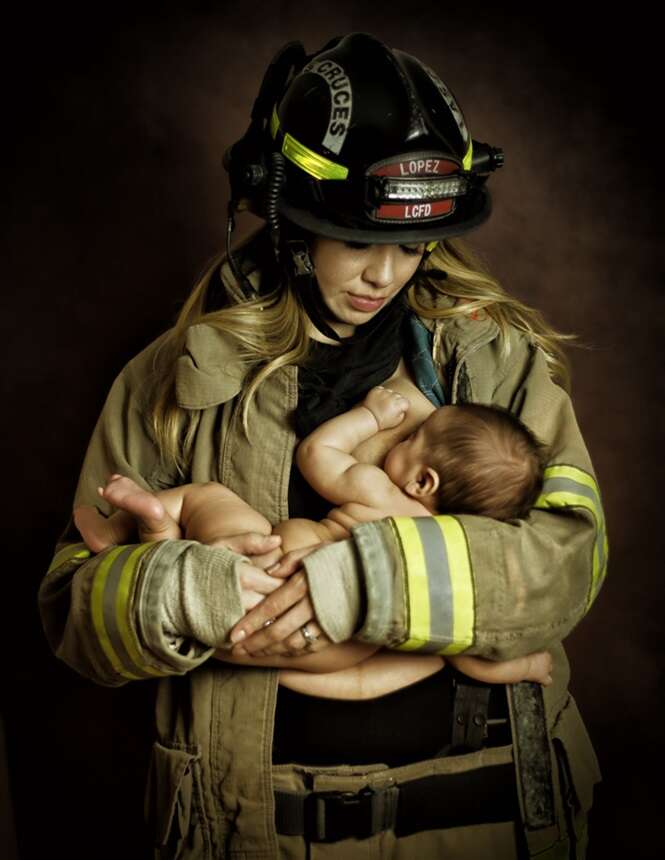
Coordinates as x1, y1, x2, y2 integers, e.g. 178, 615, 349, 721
223, 41, 308, 210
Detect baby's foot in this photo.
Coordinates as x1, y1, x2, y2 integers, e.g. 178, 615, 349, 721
101, 474, 173, 539
73, 505, 135, 554
523, 650, 553, 686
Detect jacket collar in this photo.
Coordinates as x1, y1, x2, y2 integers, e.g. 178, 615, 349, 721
175, 281, 500, 411
175, 323, 247, 410
412, 281, 500, 361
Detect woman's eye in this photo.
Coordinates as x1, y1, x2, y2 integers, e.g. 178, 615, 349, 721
344, 241, 370, 251
400, 244, 425, 256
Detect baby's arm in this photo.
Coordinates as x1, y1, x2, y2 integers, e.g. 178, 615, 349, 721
448, 652, 553, 686
296, 386, 408, 507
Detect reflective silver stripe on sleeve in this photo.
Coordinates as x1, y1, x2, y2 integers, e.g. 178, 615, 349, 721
414, 517, 454, 652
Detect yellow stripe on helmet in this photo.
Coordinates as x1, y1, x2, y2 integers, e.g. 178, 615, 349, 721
271, 105, 349, 181
463, 139, 473, 171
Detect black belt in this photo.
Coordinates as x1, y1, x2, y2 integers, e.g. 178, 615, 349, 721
274, 763, 519, 842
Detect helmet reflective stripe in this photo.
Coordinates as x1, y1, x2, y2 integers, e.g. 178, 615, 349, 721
422, 62, 470, 146
300, 57, 353, 155
463, 139, 473, 171
271, 106, 349, 181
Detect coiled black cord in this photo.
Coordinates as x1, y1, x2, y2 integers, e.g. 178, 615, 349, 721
266, 151, 286, 261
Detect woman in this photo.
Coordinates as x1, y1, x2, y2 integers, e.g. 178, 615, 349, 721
39, 33, 604, 858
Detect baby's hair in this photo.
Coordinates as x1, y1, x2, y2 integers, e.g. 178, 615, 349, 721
426, 404, 548, 520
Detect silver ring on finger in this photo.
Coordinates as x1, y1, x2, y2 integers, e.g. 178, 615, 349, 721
262, 617, 276, 628
300, 623, 319, 651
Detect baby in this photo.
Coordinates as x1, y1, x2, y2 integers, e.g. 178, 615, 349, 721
75, 386, 552, 688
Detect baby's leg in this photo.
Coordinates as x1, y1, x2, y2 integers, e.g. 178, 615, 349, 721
74, 475, 186, 553
272, 518, 339, 553
448, 651, 553, 686
101, 475, 185, 542
74, 506, 142, 554
180, 482, 272, 544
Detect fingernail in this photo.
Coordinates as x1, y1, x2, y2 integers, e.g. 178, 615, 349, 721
230, 629, 246, 643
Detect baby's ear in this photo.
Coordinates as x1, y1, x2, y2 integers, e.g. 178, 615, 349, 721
406, 468, 440, 499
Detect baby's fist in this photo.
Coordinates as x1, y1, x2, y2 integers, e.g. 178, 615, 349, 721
363, 386, 409, 430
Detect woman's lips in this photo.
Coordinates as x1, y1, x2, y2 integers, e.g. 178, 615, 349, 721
347, 293, 386, 312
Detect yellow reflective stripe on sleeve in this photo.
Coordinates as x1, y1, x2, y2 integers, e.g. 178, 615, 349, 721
271, 105, 349, 180
534, 465, 608, 610
114, 543, 166, 677
91, 544, 167, 680
542, 464, 599, 495
390, 515, 474, 654
391, 517, 430, 651
91, 547, 142, 681
47, 542, 91, 574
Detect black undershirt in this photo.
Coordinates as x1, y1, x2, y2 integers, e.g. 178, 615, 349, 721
277, 327, 457, 767
273, 665, 455, 767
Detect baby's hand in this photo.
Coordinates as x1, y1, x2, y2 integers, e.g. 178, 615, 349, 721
363, 385, 409, 430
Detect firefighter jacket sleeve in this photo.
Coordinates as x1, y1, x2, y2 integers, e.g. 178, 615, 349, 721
304, 333, 608, 661
38, 351, 246, 687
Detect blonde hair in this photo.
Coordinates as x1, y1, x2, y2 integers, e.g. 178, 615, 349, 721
150, 227, 575, 477
409, 240, 574, 388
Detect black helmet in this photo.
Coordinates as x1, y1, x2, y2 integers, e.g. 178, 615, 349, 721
225, 33, 503, 246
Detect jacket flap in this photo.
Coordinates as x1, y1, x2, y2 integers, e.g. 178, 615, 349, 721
176, 323, 246, 409
145, 741, 200, 846
551, 694, 602, 817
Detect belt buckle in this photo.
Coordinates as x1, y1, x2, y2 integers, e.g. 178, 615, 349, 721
305, 786, 395, 843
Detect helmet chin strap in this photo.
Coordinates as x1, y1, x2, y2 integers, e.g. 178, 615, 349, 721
286, 239, 344, 342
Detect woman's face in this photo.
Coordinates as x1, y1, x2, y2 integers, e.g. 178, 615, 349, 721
310, 238, 425, 339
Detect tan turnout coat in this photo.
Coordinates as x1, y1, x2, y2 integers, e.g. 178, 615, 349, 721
39, 270, 604, 858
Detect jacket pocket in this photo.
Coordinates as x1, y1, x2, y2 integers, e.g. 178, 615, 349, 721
551, 694, 602, 851
144, 741, 210, 860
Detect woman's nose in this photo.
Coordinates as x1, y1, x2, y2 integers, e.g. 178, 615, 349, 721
362, 247, 395, 289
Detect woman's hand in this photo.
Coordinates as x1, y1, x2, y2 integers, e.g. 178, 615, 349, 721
229, 545, 333, 656
207, 532, 285, 612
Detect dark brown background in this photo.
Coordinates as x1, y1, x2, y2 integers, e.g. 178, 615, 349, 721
2, 2, 662, 858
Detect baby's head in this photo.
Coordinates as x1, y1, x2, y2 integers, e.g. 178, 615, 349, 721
385, 404, 548, 520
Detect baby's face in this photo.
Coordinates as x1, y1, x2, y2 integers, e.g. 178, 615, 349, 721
383, 408, 454, 488
383, 421, 431, 487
